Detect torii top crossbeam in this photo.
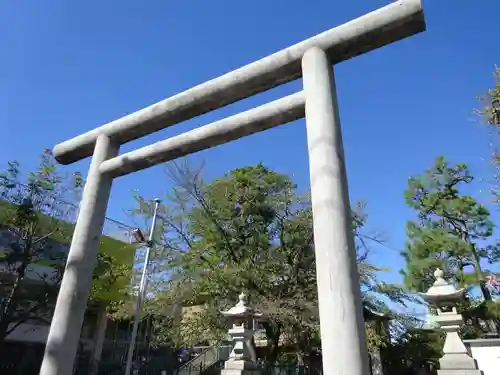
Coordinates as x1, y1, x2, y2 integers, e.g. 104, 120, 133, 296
53, 0, 424, 166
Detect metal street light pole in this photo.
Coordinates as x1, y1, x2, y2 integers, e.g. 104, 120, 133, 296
124, 198, 161, 375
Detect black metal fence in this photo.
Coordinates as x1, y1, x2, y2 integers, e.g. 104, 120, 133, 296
0, 341, 46, 375
259, 363, 322, 375
73, 351, 179, 375
72, 361, 322, 375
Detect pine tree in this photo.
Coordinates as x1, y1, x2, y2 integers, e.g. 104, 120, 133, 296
477, 67, 500, 202
401, 156, 500, 336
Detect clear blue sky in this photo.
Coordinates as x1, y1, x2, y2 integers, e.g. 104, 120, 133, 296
1, 1, 499, 290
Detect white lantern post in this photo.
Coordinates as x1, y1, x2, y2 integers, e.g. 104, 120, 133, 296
221, 293, 263, 375
421, 268, 482, 375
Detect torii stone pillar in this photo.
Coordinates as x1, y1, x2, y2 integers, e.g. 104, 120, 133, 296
38, 1, 426, 374
302, 47, 370, 374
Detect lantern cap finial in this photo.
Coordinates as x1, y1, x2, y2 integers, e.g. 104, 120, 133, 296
434, 268, 444, 280
221, 292, 262, 319
238, 292, 247, 306
420, 268, 466, 304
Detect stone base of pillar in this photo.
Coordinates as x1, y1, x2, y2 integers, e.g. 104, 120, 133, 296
222, 370, 261, 375
223, 359, 257, 371
440, 353, 481, 371
222, 358, 261, 375
438, 353, 482, 375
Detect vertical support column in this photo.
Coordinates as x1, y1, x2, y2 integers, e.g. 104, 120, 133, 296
92, 303, 109, 363
39, 134, 119, 375
302, 47, 370, 375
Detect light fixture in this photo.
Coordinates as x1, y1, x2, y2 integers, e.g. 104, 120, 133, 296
131, 228, 146, 244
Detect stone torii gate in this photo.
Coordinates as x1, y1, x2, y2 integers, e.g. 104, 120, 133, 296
39, 1, 426, 374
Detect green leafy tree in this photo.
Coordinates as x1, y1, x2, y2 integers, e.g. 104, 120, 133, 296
381, 327, 443, 375
133, 161, 413, 363
401, 156, 500, 336
0, 150, 133, 345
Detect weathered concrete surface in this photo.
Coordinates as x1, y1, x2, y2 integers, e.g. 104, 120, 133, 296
99, 92, 305, 178
302, 47, 370, 375
53, 0, 425, 165
464, 338, 500, 375
39, 135, 119, 375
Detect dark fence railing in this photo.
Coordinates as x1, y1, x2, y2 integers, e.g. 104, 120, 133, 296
71, 354, 322, 375
259, 364, 322, 375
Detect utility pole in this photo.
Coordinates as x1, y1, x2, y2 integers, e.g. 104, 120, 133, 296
124, 198, 161, 375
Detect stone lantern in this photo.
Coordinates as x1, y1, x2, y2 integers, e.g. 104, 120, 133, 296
421, 268, 482, 375
220, 293, 263, 375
